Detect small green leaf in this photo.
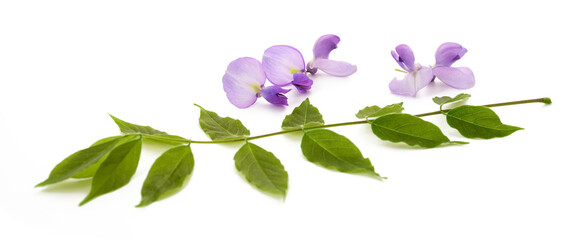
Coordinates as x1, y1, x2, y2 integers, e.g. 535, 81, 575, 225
301, 129, 380, 177
355, 102, 404, 119
281, 98, 325, 129
433, 93, 471, 110
79, 137, 143, 206
110, 114, 168, 135
234, 142, 288, 197
36, 135, 128, 187
137, 144, 194, 207
194, 104, 250, 140
73, 135, 140, 179
446, 105, 523, 139
371, 113, 461, 148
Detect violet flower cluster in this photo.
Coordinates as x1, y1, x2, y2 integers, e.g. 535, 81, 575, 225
222, 34, 357, 108
389, 42, 475, 96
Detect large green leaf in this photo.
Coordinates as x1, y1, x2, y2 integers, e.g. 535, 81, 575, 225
36, 135, 128, 187
72, 135, 140, 179
234, 142, 288, 197
301, 129, 380, 177
79, 138, 143, 206
371, 113, 463, 148
194, 104, 250, 140
281, 98, 325, 129
137, 144, 194, 207
355, 102, 404, 119
446, 105, 523, 139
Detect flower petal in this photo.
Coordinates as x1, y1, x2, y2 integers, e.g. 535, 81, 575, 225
310, 58, 357, 77
262, 45, 305, 86
313, 34, 340, 59
394, 44, 415, 72
389, 65, 433, 96
433, 66, 475, 89
222, 57, 265, 108
292, 73, 313, 93
435, 42, 467, 67
260, 86, 291, 106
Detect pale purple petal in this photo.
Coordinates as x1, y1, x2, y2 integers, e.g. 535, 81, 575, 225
291, 73, 313, 93
389, 65, 434, 96
310, 58, 357, 77
260, 86, 291, 106
262, 45, 305, 86
222, 57, 265, 108
313, 34, 340, 59
435, 42, 467, 67
393, 44, 415, 72
433, 66, 475, 89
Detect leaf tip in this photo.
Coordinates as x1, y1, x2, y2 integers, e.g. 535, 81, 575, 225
135, 201, 149, 208
193, 103, 204, 110
78, 198, 90, 207
34, 181, 47, 188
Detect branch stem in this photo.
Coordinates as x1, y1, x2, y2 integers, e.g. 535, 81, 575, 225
146, 97, 550, 145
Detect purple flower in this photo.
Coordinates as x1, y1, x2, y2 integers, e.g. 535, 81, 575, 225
222, 57, 290, 108
388, 44, 434, 96
262, 45, 313, 93
307, 34, 357, 77
432, 42, 475, 89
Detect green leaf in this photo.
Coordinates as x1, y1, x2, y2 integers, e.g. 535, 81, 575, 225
110, 114, 168, 135
433, 93, 471, 110
281, 98, 325, 129
355, 102, 404, 119
194, 104, 250, 140
110, 114, 188, 144
371, 113, 463, 148
446, 105, 523, 139
432, 93, 471, 106
233, 142, 288, 197
72, 135, 140, 179
79, 137, 143, 206
137, 144, 194, 207
36, 135, 128, 187
301, 129, 380, 177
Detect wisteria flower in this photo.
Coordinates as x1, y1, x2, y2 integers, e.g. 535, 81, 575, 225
432, 42, 475, 89
306, 34, 357, 77
262, 45, 313, 93
388, 44, 434, 96
222, 57, 291, 108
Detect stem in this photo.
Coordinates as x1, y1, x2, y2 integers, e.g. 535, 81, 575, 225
146, 97, 550, 145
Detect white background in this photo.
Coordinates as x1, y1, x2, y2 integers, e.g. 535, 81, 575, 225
1, 0, 582, 239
